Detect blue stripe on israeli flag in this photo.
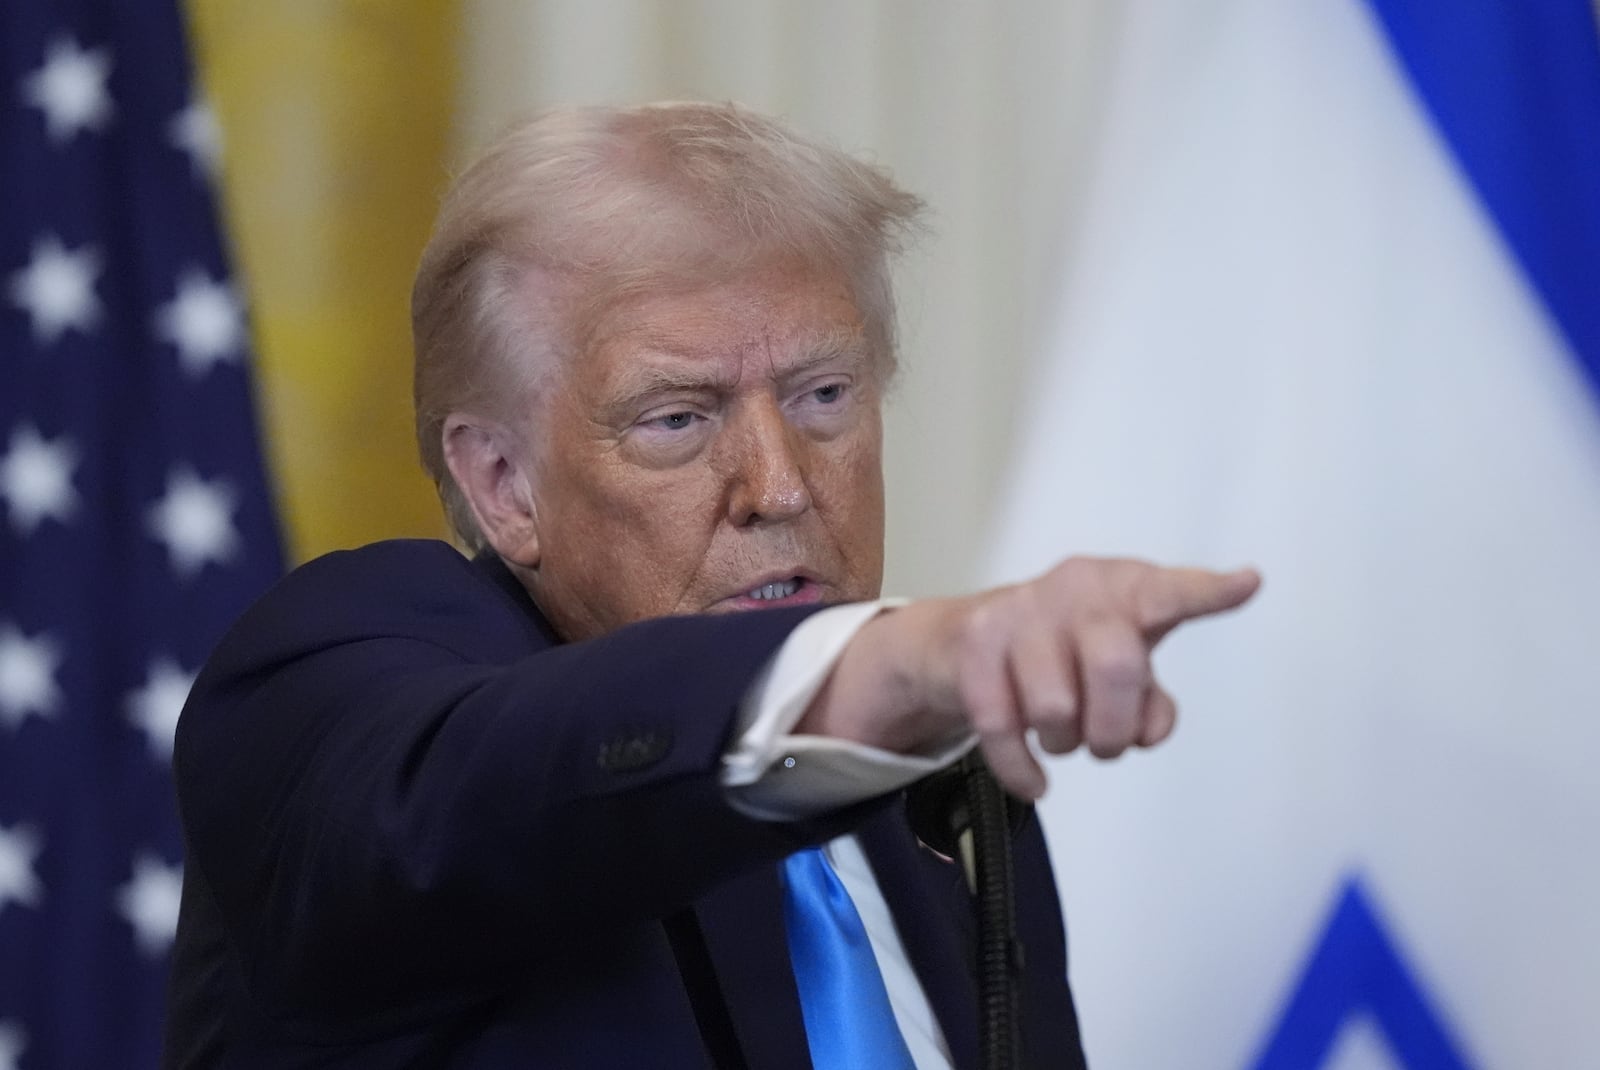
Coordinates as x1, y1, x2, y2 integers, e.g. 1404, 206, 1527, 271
1363, 0, 1600, 397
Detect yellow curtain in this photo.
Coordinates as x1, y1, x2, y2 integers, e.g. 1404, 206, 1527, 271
184, 1, 459, 562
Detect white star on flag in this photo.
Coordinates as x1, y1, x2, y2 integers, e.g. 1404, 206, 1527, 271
0, 624, 63, 730
153, 268, 246, 377
0, 1020, 25, 1070
145, 467, 240, 578
0, 824, 44, 914
126, 658, 196, 763
3, 4, 287, 1062
114, 853, 182, 957
168, 97, 222, 180
0, 424, 79, 534
21, 36, 114, 144
7, 235, 103, 345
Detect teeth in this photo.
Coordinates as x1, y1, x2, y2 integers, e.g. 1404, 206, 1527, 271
748, 579, 801, 601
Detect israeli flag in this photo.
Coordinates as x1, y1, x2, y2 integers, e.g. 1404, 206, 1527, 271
982, 2, 1600, 1067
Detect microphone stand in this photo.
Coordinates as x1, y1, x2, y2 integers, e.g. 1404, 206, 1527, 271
907, 753, 1026, 1070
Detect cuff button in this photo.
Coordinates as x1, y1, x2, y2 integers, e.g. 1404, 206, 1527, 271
597, 729, 673, 772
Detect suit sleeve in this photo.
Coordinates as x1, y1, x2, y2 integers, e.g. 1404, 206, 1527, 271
173, 541, 871, 1021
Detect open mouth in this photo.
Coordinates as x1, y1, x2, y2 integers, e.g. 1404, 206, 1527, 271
722, 576, 822, 610
746, 578, 802, 601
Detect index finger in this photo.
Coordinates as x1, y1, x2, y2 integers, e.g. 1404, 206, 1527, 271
1134, 566, 1261, 637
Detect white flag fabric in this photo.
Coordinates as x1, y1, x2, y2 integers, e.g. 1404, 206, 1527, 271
982, 1, 1600, 1068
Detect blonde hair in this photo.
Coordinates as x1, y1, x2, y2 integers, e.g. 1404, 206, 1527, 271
411, 101, 925, 549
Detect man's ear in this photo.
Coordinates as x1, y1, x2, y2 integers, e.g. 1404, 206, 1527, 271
441, 415, 541, 568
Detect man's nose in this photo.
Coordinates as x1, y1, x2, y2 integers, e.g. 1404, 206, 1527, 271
723, 399, 813, 527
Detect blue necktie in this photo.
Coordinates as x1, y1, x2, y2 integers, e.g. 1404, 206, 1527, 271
782, 847, 918, 1070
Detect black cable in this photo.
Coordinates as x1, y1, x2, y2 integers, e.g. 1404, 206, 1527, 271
962, 753, 1024, 1070
906, 754, 1029, 1068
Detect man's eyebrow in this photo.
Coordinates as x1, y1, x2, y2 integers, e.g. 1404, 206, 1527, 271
774, 331, 874, 382
607, 361, 733, 409
606, 329, 875, 409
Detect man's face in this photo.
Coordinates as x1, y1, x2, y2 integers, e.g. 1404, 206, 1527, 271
518, 260, 888, 641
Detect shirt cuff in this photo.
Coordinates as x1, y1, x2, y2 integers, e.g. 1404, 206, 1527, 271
721, 599, 977, 821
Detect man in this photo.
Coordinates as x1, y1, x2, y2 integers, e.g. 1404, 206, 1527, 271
164, 102, 1258, 1068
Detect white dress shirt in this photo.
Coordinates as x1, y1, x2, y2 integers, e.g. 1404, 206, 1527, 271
721, 601, 976, 1070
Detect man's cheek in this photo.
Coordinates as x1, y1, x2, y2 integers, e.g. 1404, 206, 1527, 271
820, 453, 885, 521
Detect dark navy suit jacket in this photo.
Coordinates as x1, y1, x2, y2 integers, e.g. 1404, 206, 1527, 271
163, 540, 1087, 1068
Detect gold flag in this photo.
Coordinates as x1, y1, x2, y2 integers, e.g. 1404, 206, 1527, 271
185, 1, 459, 561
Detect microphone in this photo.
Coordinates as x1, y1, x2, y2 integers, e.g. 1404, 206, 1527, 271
904, 753, 1032, 891
904, 757, 971, 858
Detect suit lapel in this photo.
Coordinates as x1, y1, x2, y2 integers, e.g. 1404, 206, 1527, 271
693, 864, 815, 1070
856, 803, 982, 1070
690, 807, 988, 1070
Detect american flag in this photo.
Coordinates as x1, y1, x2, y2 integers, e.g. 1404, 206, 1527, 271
1, 3, 283, 1067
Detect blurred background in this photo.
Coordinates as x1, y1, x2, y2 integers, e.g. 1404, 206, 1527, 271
3, 1, 1597, 1068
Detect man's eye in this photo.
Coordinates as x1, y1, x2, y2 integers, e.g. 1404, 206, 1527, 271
812, 384, 845, 404
650, 412, 698, 431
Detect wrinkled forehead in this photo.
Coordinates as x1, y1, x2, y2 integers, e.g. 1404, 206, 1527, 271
601, 277, 872, 403
553, 253, 887, 383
